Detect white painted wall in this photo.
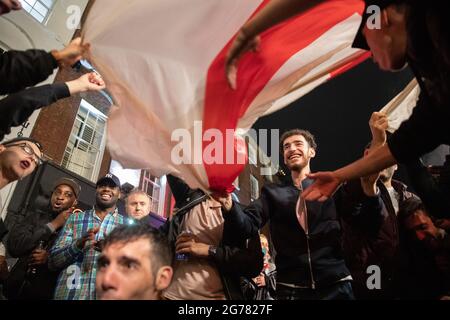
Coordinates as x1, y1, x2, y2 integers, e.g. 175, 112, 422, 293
0, 0, 89, 218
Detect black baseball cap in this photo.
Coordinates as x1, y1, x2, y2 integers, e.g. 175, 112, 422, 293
96, 173, 121, 188
352, 0, 405, 50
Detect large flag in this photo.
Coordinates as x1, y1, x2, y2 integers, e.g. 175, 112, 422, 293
380, 79, 420, 133
83, 0, 369, 192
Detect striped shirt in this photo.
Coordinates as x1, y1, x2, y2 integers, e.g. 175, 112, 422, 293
49, 208, 124, 300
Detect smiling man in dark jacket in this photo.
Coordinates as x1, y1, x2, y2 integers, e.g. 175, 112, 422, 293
214, 129, 383, 300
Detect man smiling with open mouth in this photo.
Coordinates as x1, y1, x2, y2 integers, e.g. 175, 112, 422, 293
48, 173, 124, 300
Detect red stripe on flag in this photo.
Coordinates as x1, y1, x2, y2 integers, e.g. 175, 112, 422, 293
203, 0, 364, 191
329, 51, 371, 79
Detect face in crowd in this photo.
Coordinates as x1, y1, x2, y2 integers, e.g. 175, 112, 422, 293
362, 5, 408, 71
126, 192, 151, 220
96, 229, 173, 300
282, 134, 316, 172
51, 184, 77, 213
403, 209, 442, 250
95, 181, 120, 210
0, 140, 42, 182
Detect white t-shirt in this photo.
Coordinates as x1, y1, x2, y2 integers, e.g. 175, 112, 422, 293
386, 186, 400, 215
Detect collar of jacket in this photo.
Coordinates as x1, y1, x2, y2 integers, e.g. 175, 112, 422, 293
378, 179, 408, 196
280, 175, 314, 189
89, 207, 119, 217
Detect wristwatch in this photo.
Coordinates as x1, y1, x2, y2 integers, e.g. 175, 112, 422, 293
208, 245, 217, 258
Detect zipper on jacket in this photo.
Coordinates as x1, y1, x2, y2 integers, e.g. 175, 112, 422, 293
298, 184, 316, 290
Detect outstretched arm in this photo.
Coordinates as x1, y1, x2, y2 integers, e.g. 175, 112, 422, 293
226, 0, 324, 89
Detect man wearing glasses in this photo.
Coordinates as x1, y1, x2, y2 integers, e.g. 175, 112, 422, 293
0, 137, 43, 297
0, 137, 43, 191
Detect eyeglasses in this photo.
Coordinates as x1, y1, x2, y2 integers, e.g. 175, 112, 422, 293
5, 143, 43, 166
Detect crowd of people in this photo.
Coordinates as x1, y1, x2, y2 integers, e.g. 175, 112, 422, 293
1, 0, 449, 300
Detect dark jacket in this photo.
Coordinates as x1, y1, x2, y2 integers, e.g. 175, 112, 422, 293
159, 175, 263, 300
0, 83, 70, 141
405, 159, 450, 219
340, 179, 415, 299
241, 266, 276, 300
225, 178, 383, 289
387, 3, 450, 165
5, 207, 62, 300
0, 49, 57, 95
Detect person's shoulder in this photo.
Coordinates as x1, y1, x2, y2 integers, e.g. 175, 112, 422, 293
262, 181, 290, 191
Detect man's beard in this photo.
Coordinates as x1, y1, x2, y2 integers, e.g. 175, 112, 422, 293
288, 158, 308, 172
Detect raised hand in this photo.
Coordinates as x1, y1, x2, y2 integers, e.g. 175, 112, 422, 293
76, 226, 100, 250
225, 30, 261, 90
66, 72, 106, 95
50, 207, 74, 230
52, 37, 90, 67
369, 112, 389, 147
302, 171, 341, 202
211, 192, 233, 212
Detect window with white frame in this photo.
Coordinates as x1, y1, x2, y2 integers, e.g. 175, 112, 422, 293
19, 0, 55, 24
62, 99, 107, 182
140, 171, 166, 217
250, 174, 259, 201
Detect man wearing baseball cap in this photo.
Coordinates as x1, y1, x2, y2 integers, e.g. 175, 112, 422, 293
6, 177, 81, 299
48, 173, 124, 300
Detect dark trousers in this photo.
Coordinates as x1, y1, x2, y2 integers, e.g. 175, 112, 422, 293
276, 281, 355, 300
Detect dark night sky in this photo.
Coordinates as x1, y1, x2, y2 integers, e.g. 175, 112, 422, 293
252, 59, 414, 176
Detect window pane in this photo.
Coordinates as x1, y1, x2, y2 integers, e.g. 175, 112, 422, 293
40, 0, 53, 8
33, 1, 48, 16
20, 1, 32, 12
30, 10, 45, 23
22, 0, 37, 7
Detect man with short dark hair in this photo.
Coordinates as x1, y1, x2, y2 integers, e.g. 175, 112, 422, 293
215, 129, 383, 300
396, 198, 450, 299
96, 224, 173, 300
6, 178, 81, 299
48, 173, 124, 300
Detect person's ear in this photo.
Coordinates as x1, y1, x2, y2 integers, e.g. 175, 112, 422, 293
73, 199, 78, 207
0, 145, 5, 154
309, 148, 316, 159
155, 266, 173, 291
